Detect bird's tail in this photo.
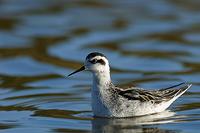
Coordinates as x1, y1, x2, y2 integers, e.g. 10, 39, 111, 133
160, 82, 192, 101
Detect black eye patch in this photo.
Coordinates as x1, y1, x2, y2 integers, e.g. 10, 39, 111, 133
89, 59, 97, 64
89, 59, 105, 65
97, 59, 106, 65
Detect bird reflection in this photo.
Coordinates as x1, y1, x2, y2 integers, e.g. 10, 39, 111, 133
92, 110, 179, 133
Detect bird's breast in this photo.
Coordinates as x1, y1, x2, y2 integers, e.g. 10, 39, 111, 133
91, 88, 112, 117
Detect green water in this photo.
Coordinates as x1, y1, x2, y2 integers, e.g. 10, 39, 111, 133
0, 0, 199, 133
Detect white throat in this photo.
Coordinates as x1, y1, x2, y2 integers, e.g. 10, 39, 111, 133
92, 70, 111, 91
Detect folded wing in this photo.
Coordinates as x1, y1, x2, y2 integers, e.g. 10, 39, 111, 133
117, 82, 191, 104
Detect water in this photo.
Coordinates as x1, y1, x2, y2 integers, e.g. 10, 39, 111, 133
0, 0, 199, 133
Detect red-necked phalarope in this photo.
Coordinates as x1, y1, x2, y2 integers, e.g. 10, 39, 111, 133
68, 52, 192, 117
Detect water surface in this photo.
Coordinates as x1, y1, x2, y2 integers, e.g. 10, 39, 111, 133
0, 0, 200, 133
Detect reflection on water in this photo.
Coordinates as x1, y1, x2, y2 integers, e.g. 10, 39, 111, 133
0, 0, 200, 133
92, 110, 176, 133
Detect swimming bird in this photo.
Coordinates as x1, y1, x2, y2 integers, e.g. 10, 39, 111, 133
68, 52, 192, 117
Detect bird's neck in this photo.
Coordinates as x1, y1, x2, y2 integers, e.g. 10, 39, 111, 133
92, 70, 111, 92
91, 70, 114, 117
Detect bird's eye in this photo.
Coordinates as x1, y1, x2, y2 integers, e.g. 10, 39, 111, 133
89, 59, 106, 65
89, 59, 97, 64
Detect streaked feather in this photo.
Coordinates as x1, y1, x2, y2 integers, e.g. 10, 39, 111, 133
116, 83, 191, 104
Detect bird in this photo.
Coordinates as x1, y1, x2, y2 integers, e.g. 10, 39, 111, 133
68, 52, 192, 118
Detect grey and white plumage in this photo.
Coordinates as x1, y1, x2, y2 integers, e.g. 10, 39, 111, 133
68, 52, 192, 117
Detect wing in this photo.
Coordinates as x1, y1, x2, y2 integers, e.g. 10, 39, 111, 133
117, 82, 191, 104
117, 88, 166, 104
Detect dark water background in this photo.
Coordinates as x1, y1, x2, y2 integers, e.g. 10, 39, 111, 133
0, 0, 200, 133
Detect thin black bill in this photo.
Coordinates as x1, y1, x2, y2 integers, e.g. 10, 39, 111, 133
68, 66, 85, 77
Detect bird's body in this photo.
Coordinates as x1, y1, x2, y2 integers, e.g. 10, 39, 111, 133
91, 81, 190, 117
68, 52, 192, 117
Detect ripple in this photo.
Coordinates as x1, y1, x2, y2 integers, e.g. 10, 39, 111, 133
0, 31, 32, 48
25, 77, 90, 88
121, 40, 198, 55
0, 56, 67, 76
0, 0, 55, 15
184, 33, 200, 43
